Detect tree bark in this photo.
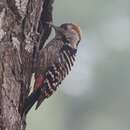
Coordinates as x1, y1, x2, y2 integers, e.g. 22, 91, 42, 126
0, 0, 54, 130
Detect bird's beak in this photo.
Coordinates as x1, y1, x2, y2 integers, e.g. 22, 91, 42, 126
51, 24, 63, 33
46, 22, 63, 33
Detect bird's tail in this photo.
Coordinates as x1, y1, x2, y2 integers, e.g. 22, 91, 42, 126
22, 89, 41, 115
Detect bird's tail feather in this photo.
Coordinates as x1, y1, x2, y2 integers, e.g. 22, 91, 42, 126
23, 89, 41, 115
35, 95, 45, 110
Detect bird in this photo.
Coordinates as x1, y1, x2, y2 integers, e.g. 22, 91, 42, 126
23, 22, 82, 115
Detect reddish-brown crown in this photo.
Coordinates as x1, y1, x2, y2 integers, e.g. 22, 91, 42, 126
60, 23, 82, 42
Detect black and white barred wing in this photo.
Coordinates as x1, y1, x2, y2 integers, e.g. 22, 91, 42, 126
35, 45, 77, 109
44, 44, 77, 91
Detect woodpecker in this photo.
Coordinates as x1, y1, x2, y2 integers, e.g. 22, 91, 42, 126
23, 23, 81, 114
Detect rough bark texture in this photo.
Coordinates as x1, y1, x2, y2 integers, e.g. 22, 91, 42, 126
0, 0, 54, 130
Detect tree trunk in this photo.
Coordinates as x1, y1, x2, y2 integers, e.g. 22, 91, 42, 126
0, 0, 54, 130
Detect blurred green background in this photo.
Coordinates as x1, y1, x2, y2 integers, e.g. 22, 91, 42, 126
27, 0, 130, 130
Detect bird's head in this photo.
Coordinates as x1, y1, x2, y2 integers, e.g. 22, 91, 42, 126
49, 23, 82, 49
